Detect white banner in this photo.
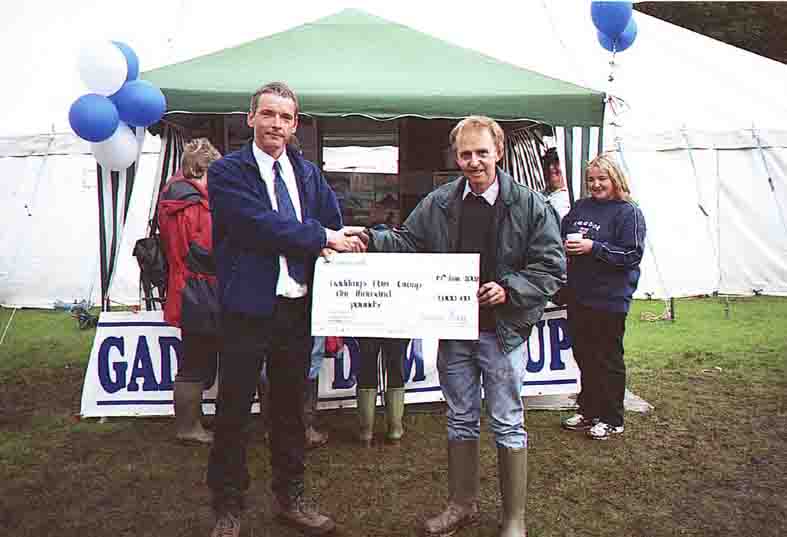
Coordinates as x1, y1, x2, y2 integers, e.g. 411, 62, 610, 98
80, 308, 579, 417
80, 312, 224, 417
316, 306, 580, 409
312, 253, 479, 340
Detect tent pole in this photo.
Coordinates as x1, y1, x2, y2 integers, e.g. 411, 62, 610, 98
222, 116, 230, 155
315, 117, 324, 170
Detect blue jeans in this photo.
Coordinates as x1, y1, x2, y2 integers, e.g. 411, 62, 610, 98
437, 332, 527, 449
309, 336, 325, 380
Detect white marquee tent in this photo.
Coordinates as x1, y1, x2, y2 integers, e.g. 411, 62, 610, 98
2, 0, 786, 308
0, 133, 161, 308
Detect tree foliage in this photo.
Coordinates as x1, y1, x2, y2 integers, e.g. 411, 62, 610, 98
636, 1, 787, 64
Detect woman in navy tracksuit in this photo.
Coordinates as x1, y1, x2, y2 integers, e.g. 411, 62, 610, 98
560, 153, 646, 440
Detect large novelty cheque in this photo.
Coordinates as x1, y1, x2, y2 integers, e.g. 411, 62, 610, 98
311, 252, 580, 410
311, 253, 479, 339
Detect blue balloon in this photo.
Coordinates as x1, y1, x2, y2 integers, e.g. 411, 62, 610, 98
110, 80, 167, 127
112, 41, 139, 81
591, 1, 633, 40
598, 17, 638, 53
68, 94, 119, 142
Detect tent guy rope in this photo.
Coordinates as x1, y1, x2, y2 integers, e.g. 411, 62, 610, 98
0, 307, 18, 346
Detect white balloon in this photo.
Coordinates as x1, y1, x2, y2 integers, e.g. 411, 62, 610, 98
77, 41, 127, 96
91, 123, 139, 170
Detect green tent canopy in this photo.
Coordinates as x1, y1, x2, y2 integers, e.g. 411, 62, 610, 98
144, 9, 604, 126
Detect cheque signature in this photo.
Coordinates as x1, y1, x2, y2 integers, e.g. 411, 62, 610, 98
421, 311, 468, 323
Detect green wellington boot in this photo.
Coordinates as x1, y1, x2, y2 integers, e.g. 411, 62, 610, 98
356, 388, 377, 447
497, 446, 528, 537
423, 439, 480, 536
174, 381, 212, 444
384, 387, 405, 443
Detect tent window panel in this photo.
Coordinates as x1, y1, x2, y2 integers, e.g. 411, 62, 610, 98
323, 168, 400, 228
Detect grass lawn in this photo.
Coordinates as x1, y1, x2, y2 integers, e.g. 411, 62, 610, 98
1, 297, 785, 537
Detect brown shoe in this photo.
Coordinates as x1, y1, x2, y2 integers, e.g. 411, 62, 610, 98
305, 425, 328, 450
273, 495, 336, 535
210, 512, 240, 537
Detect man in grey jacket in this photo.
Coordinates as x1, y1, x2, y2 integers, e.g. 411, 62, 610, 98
354, 116, 564, 537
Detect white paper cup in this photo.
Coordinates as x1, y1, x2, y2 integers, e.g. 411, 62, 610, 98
566, 232, 583, 241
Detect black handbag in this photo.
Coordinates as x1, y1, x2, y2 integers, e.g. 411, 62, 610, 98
133, 234, 169, 307
180, 276, 221, 335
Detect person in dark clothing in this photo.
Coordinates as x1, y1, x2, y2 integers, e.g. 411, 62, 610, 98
354, 224, 409, 447
158, 137, 221, 445
541, 147, 570, 220
205, 81, 364, 537
355, 336, 409, 447
559, 152, 646, 441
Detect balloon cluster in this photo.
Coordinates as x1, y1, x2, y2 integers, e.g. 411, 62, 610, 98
591, 1, 638, 53
68, 41, 166, 170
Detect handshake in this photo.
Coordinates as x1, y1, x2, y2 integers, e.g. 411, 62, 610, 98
323, 226, 370, 257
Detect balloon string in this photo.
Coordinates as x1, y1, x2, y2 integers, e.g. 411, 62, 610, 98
607, 50, 618, 83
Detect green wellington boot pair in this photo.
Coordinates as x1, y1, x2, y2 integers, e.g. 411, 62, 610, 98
423, 439, 529, 537
356, 387, 405, 447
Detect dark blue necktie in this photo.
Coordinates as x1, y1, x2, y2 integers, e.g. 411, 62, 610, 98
273, 161, 306, 284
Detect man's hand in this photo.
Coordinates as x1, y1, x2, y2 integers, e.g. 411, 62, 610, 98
342, 226, 370, 248
325, 228, 366, 253
320, 247, 337, 262
565, 238, 593, 256
478, 281, 507, 306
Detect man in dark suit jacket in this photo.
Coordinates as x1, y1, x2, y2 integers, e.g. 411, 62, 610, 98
206, 81, 364, 537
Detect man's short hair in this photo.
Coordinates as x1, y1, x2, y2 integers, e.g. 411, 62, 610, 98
449, 116, 505, 156
249, 81, 300, 116
181, 137, 221, 180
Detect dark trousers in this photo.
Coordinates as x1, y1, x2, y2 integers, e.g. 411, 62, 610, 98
207, 298, 310, 514
356, 338, 408, 389
178, 331, 219, 387
567, 302, 627, 427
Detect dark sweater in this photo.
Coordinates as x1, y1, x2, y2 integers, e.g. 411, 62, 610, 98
459, 194, 497, 331
561, 197, 646, 313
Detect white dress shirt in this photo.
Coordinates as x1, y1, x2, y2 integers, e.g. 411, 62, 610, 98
251, 143, 308, 298
462, 178, 500, 205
